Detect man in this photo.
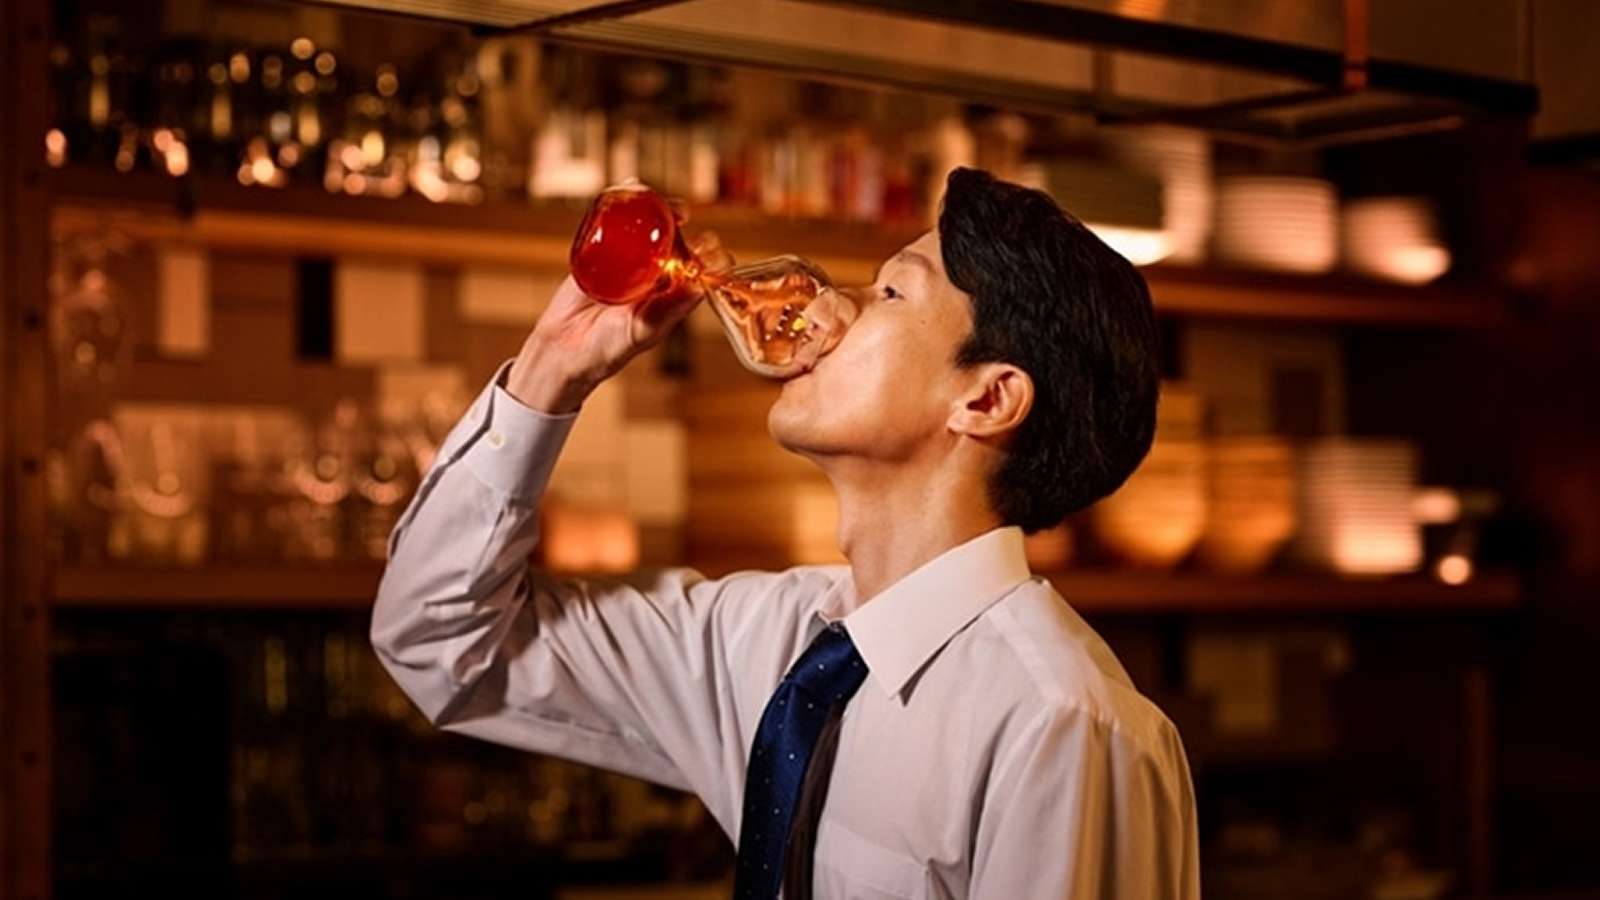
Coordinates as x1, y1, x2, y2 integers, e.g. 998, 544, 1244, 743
371, 168, 1199, 899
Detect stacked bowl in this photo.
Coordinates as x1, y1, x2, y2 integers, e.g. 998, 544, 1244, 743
1196, 437, 1298, 574
1092, 384, 1207, 568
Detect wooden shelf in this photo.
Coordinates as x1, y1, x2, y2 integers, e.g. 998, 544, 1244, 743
52, 564, 385, 609
48, 166, 911, 285
1140, 265, 1515, 329
1046, 570, 1522, 615
51, 562, 1520, 614
50, 166, 1517, 328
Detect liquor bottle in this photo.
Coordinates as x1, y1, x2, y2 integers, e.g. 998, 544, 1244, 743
570, 184, 858, 379
47, 39, 76, 167
260, 51, 293, 175
198, 45, 238, 175
149, 38, 199, 177
325, 64, 408, 198
439, 51, 485, 201
285, 36, 327, 184
410, 46, 484, 204
531, 48, 607, 199
681, 64, 725, 204
374, 64, 415, 199
406, 82, 448, 201
76, 13, 134, 168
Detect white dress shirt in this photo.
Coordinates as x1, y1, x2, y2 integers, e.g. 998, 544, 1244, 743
371, 366, 1201, 900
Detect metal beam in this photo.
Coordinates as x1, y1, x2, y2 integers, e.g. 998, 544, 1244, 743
1529, 132, 1600, 168
515, 0, 698, 31
801, 0, 1347, 85
800, 0, 1536, 116
310, 0, 1539, 141
521, 10, 1172, 122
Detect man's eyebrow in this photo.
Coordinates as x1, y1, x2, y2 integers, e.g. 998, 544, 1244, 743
876, 246, 934, 281
891, 250, 935, 273
875, 249, 934, 284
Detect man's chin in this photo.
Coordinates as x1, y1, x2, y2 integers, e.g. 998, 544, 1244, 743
767, 391, 817, 455
767, 395, 801, 451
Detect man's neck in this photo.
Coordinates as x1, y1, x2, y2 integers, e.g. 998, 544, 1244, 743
822, 456, 1003, 606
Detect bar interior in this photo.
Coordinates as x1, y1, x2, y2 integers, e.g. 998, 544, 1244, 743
3, 1, 1600, 898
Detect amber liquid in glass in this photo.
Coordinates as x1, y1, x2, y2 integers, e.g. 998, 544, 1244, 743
570, 187, 699, 305
700, 259, 831, 374
570, 185, 851, 378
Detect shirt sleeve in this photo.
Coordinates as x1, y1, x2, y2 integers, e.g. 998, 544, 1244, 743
369, 361, 789, 818
967, 709, 1201, 900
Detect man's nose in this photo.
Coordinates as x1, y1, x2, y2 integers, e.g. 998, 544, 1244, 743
838, 284, 875, 310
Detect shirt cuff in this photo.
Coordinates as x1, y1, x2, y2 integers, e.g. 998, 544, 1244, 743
459, 360, 580, 504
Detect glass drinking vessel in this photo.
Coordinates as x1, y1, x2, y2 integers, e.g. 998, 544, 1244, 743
569, 184, 857, 378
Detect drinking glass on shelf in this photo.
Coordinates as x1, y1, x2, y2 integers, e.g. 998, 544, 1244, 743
58, 420, 126, 565
352, 421, 419, 561
121, 417, 209, 566
50, 229, 133, 407
281, 401, 360, 562
283, 451, 334, 564
396, 384, 468, 480
209, 411, 286, 565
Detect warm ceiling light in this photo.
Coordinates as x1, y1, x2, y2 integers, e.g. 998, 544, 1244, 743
44, 128, 67, 167
1412, 488, 1462, 524
1382, 246, 1451, 285
1436, 554, 1473, 586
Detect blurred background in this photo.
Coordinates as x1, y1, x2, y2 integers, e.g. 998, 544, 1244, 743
2, 0, 1600, 898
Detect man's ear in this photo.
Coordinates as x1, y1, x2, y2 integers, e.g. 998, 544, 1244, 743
948, 363, 1033, 441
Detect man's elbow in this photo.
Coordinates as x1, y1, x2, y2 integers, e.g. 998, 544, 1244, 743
368, 636, 464, 729
368, 590, 455, 729
367, 570, 410, 673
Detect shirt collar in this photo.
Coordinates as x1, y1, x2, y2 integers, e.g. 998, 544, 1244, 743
814, 525, 1032, 700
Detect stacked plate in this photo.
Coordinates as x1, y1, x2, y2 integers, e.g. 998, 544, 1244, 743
1104, 126, 1214, 265
1214, 176, 1339, 274
1292, 438, 1421, 576
1342, 196, 1452, 285
1196, 437, 1298, 574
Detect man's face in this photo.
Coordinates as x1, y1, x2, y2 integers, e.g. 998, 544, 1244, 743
769, 230, 977, 464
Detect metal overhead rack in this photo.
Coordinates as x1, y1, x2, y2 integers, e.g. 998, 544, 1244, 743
310, 0, 1539, 146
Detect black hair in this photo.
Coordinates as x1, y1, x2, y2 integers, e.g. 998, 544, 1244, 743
938, 167, 1160, 534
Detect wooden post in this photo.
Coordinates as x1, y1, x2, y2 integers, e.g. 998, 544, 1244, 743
1462, 665, 1494, 899
2, 0, 56, 897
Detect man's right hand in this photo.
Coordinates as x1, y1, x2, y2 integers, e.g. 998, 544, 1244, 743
507, 231, 732, 415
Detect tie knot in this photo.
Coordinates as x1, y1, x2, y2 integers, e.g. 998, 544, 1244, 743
785, 623, 868, 702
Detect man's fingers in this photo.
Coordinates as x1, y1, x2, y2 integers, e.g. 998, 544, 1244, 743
636, 280, 703, 333
688, 230, 735, 272
551, 274, 587, 304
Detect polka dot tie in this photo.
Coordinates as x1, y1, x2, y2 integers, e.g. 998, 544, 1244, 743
733, 621, 868, 900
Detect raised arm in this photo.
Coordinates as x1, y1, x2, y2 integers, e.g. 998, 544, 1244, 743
370, 261, 802, 824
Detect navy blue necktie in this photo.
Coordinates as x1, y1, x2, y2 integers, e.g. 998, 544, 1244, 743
734, 621, 868, 900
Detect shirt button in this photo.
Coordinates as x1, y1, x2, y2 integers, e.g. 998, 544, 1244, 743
486, 430, 506, 449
